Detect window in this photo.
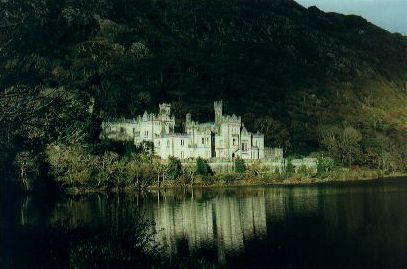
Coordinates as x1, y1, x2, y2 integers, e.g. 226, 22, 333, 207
120, 127, 125, 134
233, 138, 236, 146
181, 139, 184, 146
202, 138, 205, 145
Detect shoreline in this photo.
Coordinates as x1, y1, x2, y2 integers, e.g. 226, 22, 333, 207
64, 171, 407, 195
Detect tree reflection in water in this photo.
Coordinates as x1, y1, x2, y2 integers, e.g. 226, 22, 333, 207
7, 179, 407, 268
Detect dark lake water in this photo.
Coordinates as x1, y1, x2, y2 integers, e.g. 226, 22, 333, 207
2, 178, 407, 268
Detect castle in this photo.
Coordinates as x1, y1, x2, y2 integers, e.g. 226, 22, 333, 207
101, 101, 266, 160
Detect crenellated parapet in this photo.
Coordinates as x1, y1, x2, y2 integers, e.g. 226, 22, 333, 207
185, 113, 215, 133
222, 114, 241, 124
159, 103, 171, 116
142, 111, 156, 121
102, 117, 140, 124
166, 133, 191, 138
253, 131, 264, 137
140, 108, 175, 123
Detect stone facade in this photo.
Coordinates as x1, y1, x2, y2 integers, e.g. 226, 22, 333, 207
101, 103, 175, 144
102, 101, 267, 160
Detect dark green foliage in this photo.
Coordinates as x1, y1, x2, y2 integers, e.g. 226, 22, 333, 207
217, 173, 240, 183
317, 157, 336, 174
297, 165, 313, 177
166, 157, 182, 180
13, 151, 41, 191
320, 125, 363, 168
88, 140, 138, 156
195, 157, 213, 177
285, 159, 295, 176
5, 216, 160, 268
234, 157, 246, 174
46, 144, 161, 189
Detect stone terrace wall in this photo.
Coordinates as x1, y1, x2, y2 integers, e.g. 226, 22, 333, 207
180, 158, 317, 174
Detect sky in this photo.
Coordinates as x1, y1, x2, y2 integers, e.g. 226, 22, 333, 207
295, 0, 407, 35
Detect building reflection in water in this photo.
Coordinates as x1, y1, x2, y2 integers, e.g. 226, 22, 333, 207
152, 189, 268, 262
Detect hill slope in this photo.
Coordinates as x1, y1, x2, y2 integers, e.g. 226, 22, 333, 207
1, 0, 407, 169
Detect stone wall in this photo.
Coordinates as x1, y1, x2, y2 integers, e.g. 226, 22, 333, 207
180, 157, 317, 174
291, 158, 318, 173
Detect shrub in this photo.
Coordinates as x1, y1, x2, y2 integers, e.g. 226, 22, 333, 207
317, 156, 336, 173
285, 159, 295, 176
46, 144, 163, 189
218, 173, 239, 183
165, 157, 182, 180
195, 157, 213, 177
297, 165, 315, 177
234, 157, 246, 174
14, 151, 41, 191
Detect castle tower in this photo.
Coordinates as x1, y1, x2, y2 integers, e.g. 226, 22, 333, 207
214, 101, 223, 125
186, 113, 192, 124
159, 103, 171, 116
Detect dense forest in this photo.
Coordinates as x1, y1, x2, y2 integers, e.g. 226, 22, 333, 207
1, 0, 407, 190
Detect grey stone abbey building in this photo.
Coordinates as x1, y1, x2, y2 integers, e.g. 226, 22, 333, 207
101, 101, 275, 160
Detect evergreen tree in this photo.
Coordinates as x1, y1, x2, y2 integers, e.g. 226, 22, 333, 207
234, 157, 246, 174
166, 157, 181, 180
196, 157, 212, 177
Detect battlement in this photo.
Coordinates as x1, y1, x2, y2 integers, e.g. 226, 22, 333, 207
163, 133, 191, 138
253, 131, 264, 137
186, 113, 192, 123
141, 110, 175, 122
103, 117, 139, 124
222, 114, 241, 124
142, 111, 154, 121
214, 100, 223, 109
159, 103, 171, 115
